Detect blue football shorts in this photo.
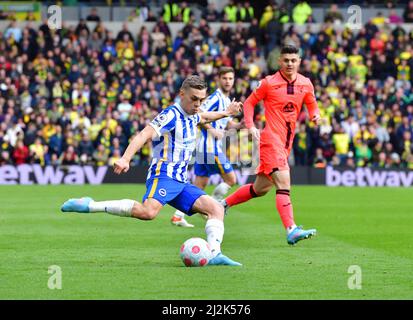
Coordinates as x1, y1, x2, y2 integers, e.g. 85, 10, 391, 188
142, 176, 206, 215
194, 152, 234, 177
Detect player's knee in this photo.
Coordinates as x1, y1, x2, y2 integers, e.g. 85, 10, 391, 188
253, 185, 271, 197
273, 174, 291, 190
193, 195, 224, 220
132, 205, 158, 220
200, 180, 208, 190
142, 208, 158, 220
224, 174, 236, 186
255, 189, 268, 197
207, 200, 224, 220
194, 178, 207, 189
275, 180, 290, 190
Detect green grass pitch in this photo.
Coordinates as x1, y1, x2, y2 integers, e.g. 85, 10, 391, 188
1, 185, 412, 299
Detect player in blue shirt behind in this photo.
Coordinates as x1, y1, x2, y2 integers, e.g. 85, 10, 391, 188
61, 75, 243, 266
171, 67, 243, 227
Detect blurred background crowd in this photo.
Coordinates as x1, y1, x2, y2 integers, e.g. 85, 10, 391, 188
0, 0, 413, 169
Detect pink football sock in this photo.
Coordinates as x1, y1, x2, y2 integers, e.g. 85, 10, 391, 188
275, 189, 296, 229
225, 184, 257, 207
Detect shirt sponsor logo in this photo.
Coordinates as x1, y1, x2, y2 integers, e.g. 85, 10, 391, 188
283, 102, 295, 113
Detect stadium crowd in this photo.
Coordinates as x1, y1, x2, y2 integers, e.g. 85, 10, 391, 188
0, 1, 413, 169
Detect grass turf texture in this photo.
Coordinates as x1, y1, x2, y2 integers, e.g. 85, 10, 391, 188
1, 185, 412, 299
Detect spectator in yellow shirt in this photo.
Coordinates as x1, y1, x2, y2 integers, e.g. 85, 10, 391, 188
29, 138, 45, 166
100, 112, 118, 134
292, 1, 313, 24
332, 126, 350, 165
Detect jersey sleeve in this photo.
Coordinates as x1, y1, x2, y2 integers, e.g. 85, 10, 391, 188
244, 78, 269, 129
201, 95, 219, 112
149, 108, 176, 136
303, 80, 320, 119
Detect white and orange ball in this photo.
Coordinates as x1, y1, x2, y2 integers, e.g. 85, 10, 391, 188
180, 237, 213, 267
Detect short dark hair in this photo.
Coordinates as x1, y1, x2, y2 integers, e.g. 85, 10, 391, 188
180, 75, 207, 91
218, 66, 235, 77
281, 45, 299, 55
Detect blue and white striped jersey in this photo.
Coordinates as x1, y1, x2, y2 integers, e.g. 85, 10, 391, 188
197, 89, 231, 155
147, 103, 201, 183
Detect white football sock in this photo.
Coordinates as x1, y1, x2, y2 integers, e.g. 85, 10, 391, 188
88, 199, 134, 217
173, 210, 185, 218
205, 218, 224, 257
212, 182, 231, 200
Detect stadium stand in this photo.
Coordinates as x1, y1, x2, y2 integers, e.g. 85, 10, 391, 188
0, 1, 412, 169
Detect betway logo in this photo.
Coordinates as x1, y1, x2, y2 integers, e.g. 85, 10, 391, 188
326, 166, 413, 187
0, 165, 107, 185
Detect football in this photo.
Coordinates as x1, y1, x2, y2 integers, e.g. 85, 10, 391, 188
180, 237, 213, 267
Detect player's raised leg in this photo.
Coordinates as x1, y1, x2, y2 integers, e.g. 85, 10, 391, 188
61, 196, 163, 220
271, 169, 316, 245
222, 173, 273, 213
190, 195, 241, 266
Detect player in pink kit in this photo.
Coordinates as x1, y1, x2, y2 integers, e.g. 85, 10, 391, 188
222, 45, 321, 245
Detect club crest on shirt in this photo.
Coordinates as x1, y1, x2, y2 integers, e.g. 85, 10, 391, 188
283, 102, 295, 113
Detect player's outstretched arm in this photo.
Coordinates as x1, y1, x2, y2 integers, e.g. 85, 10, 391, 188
243, 78, 268, 141
304, 80, 321, 125
199, 99, 242, 124
114, 125, 156, 175
227, 119, 244, 130
199, 122, 225, 139
244, 91, 261, 141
